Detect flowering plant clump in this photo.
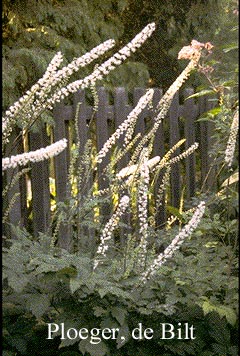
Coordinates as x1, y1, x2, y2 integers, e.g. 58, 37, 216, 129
2, 24, 216, 290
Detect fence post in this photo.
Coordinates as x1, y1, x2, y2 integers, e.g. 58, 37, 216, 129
152, 88, 166, 228
198, 96, 217, 191
95, 87, 113, 225
133, 88, 148, 136
29, 127, 51, 237
73, 90, 95, 252
114, 87, 133, 246
114, 87, 132, 169
183, 88, 198, 199
53, 103, 73, 251
3, 129, 27, 240
169, 92, 181, 208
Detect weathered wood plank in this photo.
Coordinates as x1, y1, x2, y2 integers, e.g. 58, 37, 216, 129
114, 88, 132, 246
29, 127, 51, 237
53, 104, 73, 250
4, 129, 26, 240
152, 88, 166, 227
183, 88, 197, 199
114, 87, 132, 169
198, 96, 217, 190
133, 88, 148, 136
168, 92, 181, 208
73, 90, 95, 251
95, 87, 112, 224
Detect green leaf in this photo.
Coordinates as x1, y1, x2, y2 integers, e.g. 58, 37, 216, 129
111, 307, 127, 326
2, 351, 17, 356
212, 343, 227, 354
57, 266, 78, 277
206, 107, 222, 116
223, 43, 238, 53
8, 336, 27, 353
201, 300, 237, 326
185, 89, 216, 100
100, 317, 119, 330
6, 272, 30, 293
25, 293, 50, 318
166, 205, 184, 221
79, 339, 109, 356
69, 277, 83, 294
93, 306, 108, 317
116, 324, 130, 349
59, 337, 79, 349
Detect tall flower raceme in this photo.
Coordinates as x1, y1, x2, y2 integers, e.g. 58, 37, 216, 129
93, 195, 130, 269
2, 139, 68, 171
155, 165, 171, 208
130, 40, 213, 164
2, 40, 116, 146
137, 149, 150, 270
96, 89, 154, 163
167, 142, 199, 165
150, 139, 186, 179
47, 23, 156, 106
224, 108, 239, 167
116, 155, 160, 180
140, 201, 206, 284
29, 40, 117, 117
2, 52, 63, 145
152, 142, 199, 175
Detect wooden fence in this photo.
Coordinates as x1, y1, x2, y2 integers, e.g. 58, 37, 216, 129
4, 87, 217, 249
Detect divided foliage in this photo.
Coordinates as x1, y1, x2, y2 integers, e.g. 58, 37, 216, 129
2, 221, 239, 355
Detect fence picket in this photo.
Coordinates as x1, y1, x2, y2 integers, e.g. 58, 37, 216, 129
29, 128, 51, 236
169, 92, 181, 209
183, 88, 197, 199
53, 104, 72, 250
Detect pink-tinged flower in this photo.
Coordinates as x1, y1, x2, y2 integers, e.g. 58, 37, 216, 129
204, 42, 214, 52
191, 39, 205, 50
198, 65, 214, 75
178, 45, 199, 60
178, 40, 214, 61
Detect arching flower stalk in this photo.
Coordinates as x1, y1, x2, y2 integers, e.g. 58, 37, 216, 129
140, 201, 206, 283
167, 142, 199, 165
47, 23, 156, 107
129, 41, 209, 164
93, 195, 130, 269
225, 108, 239, 167
155, 165, 171, 208
137, 149, 150, 270
2, 138, 68, 170
117, 156, 160, 181
2, 40, 116, 146
96, 89, 154, 163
